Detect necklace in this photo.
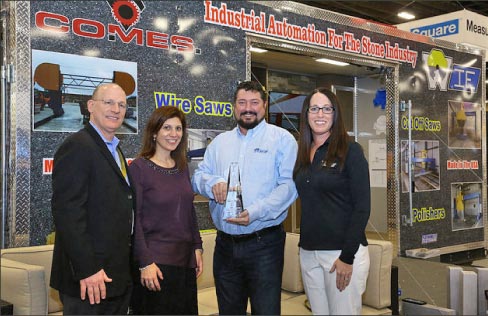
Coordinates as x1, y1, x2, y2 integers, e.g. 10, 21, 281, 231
144, 158, 180, 175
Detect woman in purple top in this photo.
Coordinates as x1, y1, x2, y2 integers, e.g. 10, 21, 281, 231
129, 106, 203, 315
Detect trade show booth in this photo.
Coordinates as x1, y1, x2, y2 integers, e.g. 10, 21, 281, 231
1, 0, 486, 269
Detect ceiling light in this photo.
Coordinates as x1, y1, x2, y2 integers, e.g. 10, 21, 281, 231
250, 46, 268, 53
316, 58, 349, 66
398, 11, 415, 20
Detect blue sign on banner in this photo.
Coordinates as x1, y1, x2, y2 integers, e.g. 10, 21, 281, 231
449, 65, 481, 93
410, 19, 459, 38
421, 233, 438, 244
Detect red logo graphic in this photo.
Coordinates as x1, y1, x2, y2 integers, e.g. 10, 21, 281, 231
107, 0, 145, 30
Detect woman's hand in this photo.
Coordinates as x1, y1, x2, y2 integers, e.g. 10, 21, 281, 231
195, 249, 203, 278
330, 258, 353, 292
140, 263, 163, 291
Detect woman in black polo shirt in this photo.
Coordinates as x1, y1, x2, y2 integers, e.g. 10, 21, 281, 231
294, 88, 371, 315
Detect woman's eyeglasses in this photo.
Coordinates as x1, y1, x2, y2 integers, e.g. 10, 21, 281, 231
308, 106, 334, 114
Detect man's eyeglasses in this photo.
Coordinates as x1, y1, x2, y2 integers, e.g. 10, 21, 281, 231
308, 106, 334, 114
93, 99, 127, 110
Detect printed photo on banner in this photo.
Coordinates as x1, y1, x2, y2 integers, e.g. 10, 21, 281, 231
401, 140, 440, 193
32, 49, 138, 134
187, 128, 226, 178
451, 182, 483, 231
447, 100, 482, 149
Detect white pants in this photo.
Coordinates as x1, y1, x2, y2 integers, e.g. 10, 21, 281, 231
300, 245, 370, 315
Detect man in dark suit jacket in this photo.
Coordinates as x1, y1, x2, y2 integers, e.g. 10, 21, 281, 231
50, 83, 134, 315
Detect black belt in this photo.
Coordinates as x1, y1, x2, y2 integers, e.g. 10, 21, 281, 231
218, 224, 282, 243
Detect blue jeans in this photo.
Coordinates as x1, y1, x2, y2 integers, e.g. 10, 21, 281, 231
213, 226, 285, 315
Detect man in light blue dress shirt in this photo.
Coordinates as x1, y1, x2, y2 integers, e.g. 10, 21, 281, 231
192, 81, 298, 315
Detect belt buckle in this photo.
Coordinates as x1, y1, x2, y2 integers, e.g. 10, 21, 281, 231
233, 232, 254, 241
225, 231, 255, 243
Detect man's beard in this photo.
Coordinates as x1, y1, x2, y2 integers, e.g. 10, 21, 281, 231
237, 111, 264, 130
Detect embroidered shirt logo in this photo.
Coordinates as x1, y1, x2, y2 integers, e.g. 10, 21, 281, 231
321, 160, 337, 168
254, 148, 268, 154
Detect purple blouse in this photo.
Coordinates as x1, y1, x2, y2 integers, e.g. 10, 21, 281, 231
129, 158, 202, 268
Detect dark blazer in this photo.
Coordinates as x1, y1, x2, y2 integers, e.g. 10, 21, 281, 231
50, 123, 134, 298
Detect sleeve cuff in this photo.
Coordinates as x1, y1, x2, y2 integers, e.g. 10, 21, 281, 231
206, 177, 226, 197
339, 253, 355, 265
245, 205, 260, 223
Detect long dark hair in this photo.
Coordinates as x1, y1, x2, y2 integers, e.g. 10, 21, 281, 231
138, 106, 188, 171
293, 88, 349, 178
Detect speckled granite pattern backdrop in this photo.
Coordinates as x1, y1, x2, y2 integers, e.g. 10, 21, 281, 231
23, 1, 485, 253
29, 1, 243, 244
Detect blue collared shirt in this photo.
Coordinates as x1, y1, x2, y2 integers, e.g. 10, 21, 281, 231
89, 121, 122, 171
192, 120, 298, 234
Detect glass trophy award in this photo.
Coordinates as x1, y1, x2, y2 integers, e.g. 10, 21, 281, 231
223, 162, 243, 219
